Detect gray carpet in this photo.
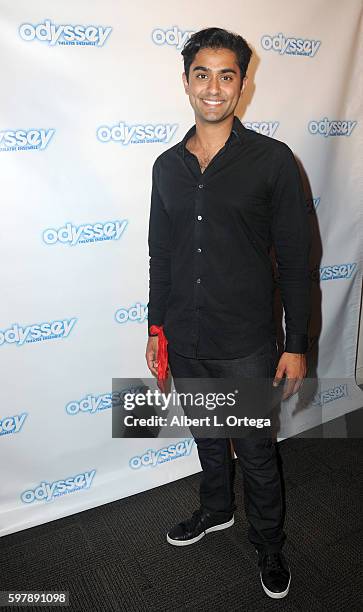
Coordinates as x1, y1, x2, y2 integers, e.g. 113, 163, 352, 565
0, 411, 362, 611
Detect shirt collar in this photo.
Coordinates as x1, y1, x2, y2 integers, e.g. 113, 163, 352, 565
178, 115, 245, 158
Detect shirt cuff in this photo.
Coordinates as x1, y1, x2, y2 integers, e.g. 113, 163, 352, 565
284, 333, 308, 354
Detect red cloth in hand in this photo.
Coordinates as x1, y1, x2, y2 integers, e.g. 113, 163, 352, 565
149, 325, 169, 392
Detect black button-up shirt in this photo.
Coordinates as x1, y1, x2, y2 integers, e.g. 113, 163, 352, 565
147, 116, 311, 358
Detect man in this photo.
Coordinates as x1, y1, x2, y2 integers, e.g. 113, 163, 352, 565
146, 27, 310, 600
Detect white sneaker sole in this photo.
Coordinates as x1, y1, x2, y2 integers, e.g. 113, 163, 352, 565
260, 572, 291, 599
166, 515, 235, 546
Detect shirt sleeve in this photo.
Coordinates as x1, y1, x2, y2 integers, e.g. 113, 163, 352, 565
147, 160, 171, 336
271, 144, 311, 354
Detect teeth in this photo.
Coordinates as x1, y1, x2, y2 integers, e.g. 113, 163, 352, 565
203, 100, 223, 105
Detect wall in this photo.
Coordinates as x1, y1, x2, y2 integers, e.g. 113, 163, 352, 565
0, 0, 362, 536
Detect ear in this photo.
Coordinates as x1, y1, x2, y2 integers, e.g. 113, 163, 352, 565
182, 72, 189, 94
241, 75, 248, 93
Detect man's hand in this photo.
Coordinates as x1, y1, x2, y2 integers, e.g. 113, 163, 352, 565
273, 352, 306, 400
146, 336, 159, 377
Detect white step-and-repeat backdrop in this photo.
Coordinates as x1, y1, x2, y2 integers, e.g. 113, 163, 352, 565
1, 0, 362, 536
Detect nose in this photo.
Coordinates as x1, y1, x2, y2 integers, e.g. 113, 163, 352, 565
207, 74, 221, 95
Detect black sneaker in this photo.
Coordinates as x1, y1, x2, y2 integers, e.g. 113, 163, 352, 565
256, 550, 291, 599
166, 507, 234, 546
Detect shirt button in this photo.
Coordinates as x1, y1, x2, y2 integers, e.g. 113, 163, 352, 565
196, 278, 201, 283
198, 184, 204, 189
197, 248, 202, 253
197, 215, 202, 221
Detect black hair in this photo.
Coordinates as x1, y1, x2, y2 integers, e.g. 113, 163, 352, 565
181, 27, 252, 83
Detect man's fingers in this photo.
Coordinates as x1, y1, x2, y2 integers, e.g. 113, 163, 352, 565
273, 368, 284, 387
292, 378, 304, 396
292, 378, 304, 395
148, 363, 158, 377
273, 376, 305, 399
282, 377, 306, 400
146, 351, 158, 377
273, 353, 306, 398
281, 378, 296, 400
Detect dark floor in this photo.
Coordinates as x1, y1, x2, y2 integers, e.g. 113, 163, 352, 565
0, 411, 362, 612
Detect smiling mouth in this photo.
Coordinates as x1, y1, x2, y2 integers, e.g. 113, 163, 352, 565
202, 99, 224, 106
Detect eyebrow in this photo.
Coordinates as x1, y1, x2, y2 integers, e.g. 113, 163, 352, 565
192, 65, 238, 75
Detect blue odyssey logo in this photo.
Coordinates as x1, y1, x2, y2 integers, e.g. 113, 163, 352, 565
308, 118, 357, 137
0, 318, 77, 347
243, 121, 279, 137
311, 263, 357, 281
19, 20, 112, 46
21, 469, 96, 504
97, 122, 178, 146
115, 303, 148, 324
151, 26, 194, 50
261, 33, 321, 57
0, 128, 55, 152
312, 383, 348, 406
65, 384, 148, 415
42, 220, 128, 246
66, 393, 112, 415
0, 412, 27, 436
129, 439, 195, 469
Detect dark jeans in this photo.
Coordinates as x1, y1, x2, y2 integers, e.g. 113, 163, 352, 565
167, 337, 286, 553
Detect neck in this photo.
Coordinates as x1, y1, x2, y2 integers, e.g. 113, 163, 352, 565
193, 114, 235, 150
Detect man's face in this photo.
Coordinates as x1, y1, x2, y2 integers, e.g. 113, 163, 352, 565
182, 47, 247, 124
